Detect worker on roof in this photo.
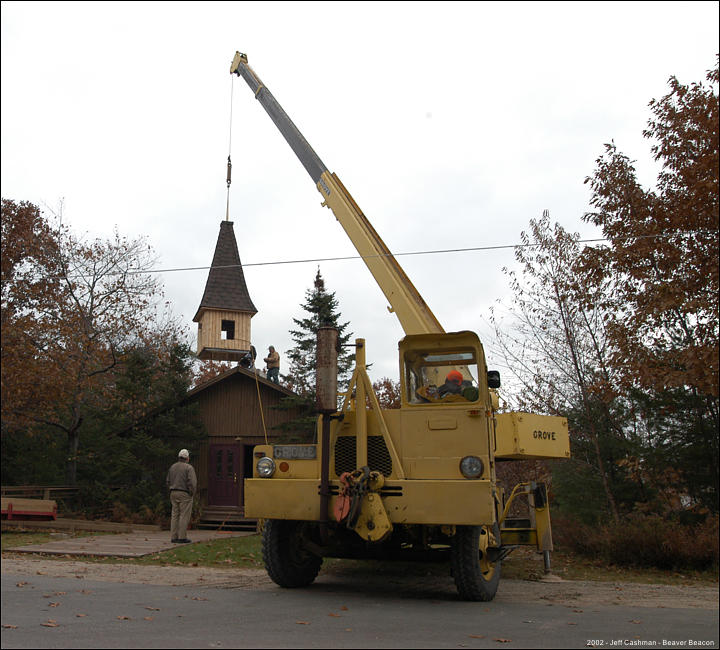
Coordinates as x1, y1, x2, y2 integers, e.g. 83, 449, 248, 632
264, 346, 280, 384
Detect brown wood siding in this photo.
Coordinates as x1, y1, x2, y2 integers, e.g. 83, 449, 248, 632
193, 374, 302, 437
197, 309, 252, 355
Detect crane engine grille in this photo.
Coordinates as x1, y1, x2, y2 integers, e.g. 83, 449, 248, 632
334, 435, 393, 477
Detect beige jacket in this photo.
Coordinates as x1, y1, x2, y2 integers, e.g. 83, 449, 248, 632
264, 350, 280, 369
166, 461, 197, 495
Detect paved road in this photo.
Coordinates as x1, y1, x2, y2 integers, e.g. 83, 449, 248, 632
1, 571, 717, 649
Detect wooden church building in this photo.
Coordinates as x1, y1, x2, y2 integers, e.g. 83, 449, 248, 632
187, 220, 307, 530
183, 365, 305, 530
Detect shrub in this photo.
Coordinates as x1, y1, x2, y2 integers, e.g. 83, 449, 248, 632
554, 513, 719, 571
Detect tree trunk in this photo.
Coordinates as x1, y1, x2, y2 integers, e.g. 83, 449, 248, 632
66, 428, 80, 486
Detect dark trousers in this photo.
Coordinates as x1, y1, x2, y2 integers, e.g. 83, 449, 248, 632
267, 367, 279, 384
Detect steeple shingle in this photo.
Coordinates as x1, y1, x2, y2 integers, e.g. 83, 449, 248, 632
193, 221, 257, 322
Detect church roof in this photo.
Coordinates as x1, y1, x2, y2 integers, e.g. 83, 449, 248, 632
193, 220, 257, 322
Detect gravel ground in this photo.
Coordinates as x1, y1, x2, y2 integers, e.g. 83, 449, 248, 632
2, 554, 717, 609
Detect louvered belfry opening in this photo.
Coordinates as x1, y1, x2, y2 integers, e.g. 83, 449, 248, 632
193, 221, 257, 361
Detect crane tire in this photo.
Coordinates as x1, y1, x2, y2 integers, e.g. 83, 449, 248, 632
451, 525, 501, 601
262, 519, 323, 588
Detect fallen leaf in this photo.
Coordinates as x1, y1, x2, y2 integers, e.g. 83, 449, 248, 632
54, 592, 67, 596
78, 589, 93, 594
328, 613, 341, 617
15, 582, 28, 587
145, 607, 160, 611
36, 571, 46, 575
493, 639, 511, 643
573, 609, 583, 613
630, 620, 642, 624
75, 614, 87, 618
340, 605, 349, 611
2, 625, 18, 629
191, 596, 208, 601
469, 634, 486, 639
117, 616, 131, 620
296, 621, 310, 625
144, 616, 154, 621
49, 602, 60, 607
41, 620, 59, 627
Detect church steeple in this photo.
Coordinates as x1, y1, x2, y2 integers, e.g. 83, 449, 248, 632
193, 220, 257, 361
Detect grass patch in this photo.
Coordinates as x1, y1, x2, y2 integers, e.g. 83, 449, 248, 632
1, 530, 111, 551
124, 535, 264, 569
2, 531, 57, 550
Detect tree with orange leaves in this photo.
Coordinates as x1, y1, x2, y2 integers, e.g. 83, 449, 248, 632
581, 59, 718, 400
579, 58, 718, 511
1, 199, 190, 485
490, 59, 719, 518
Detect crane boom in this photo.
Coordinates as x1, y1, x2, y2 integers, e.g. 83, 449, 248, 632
230, 52, 443, 336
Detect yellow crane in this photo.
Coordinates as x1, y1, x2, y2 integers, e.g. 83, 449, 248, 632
231, 52, 570, 601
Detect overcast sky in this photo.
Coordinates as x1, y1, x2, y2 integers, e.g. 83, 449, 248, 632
2, 1, 718, 383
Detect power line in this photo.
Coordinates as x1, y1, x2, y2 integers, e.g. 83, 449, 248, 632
118, 230, 717, 277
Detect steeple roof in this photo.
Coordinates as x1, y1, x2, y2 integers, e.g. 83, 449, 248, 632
193, 220, 257, 322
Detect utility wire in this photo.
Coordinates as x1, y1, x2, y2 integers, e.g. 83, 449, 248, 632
111, 229, 717, 277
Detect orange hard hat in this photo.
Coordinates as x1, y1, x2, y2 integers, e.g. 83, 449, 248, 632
446, 370, 463, 384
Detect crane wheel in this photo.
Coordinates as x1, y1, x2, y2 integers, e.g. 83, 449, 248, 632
451, 525, 501, 601
262, 519, 323, 588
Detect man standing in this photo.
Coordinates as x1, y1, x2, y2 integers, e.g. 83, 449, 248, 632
264, 345, 280, 384
166, 449, 197, 544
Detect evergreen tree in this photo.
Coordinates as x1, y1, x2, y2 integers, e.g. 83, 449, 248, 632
273, 270, 354, 441
284, 269, 354, 397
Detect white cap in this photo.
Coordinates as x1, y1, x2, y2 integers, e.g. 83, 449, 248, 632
178, 449, 189, 459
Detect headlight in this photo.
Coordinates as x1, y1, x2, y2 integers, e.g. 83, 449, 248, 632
256, 456, 276, 478
459, 456, 484, 479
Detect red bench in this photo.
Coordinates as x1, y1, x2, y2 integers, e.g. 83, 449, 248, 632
1, 497, 57, 520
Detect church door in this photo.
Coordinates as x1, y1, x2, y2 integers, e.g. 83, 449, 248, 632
208, 443, 240, 507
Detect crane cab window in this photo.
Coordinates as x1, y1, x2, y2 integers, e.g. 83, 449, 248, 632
404, 349, 480, 405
